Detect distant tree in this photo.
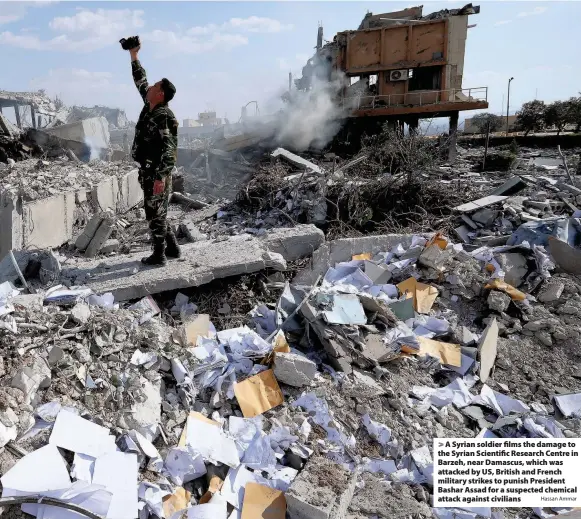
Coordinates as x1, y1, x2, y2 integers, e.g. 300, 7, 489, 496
544, 100, 569, 135
565, 95, 581, 133
515, 100, 546, 136
470, 112, 504, 134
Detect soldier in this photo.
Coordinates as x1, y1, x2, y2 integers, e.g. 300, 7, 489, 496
129, 43, 180, 266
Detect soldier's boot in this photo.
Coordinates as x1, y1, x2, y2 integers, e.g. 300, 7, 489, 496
141, 239, 167, 266
165, 228, 181, 259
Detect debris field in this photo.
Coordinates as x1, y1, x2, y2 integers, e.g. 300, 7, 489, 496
2, 92, 581, 519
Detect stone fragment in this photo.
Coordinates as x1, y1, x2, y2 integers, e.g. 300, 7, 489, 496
538, 281, 565, 303
487, 290, 511, 313
179, 222, 209, 243
274, 352, 317, 388
536, 331, 553, 347
71, 302, 91, 325
418, 245, 450, 270
286, 456, 357, 519
100, 239, 120, 255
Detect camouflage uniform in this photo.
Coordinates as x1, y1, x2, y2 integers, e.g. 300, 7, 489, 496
131, 60, 178, 245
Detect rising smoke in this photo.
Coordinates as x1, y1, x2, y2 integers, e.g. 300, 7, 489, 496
272, 65, 352, 152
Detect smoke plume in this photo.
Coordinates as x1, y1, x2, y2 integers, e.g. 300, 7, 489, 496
273, 69, 351, 151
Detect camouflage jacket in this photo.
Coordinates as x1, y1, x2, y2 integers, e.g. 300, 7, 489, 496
131, 60, 178, 181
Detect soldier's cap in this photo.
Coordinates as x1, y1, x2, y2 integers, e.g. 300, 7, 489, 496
161, 78, 176, 103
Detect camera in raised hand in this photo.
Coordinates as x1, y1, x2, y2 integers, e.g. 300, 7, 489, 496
119, 35, 141, 51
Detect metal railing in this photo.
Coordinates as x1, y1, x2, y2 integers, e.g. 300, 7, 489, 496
344, 87, 488, 110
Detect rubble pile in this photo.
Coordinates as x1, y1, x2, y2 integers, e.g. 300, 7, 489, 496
0, 158, 137, 201
0, 208, 581, 519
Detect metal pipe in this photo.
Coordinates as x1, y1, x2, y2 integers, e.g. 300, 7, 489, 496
506, 77, 514, 135
0, 497, 103, 519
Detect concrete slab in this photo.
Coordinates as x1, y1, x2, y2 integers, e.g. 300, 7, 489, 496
62, 225, 324, 301
294, 234, 418, 285
454, 195, 508, 213
271, 148, 322, 174
23, 192, 75, 250
45, 116, 110, 149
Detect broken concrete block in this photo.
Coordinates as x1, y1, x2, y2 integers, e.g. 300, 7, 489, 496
10, 357, 51, 404
84, 214, 114, 258
471, 208, 497, 226
179, 222, 208, 243
71, 302, 91, 325
274, 352, 316, 388
122, 377, 162, 432
100, 239, 120, 255
487, 290, 511, 313
75, 213, 105, 252
363, 334, 391, 363
418, 245, 450, 270
286, 456, 357, 519
538, 281, 565, 303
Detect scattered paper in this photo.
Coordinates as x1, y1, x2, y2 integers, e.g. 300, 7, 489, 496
322, 293, 367, 325
220, 465, 271, 509
241, 482, 286, 519
352, 252, 372, 260
397, 277, 438, 314
49, 410, 116, 458
417, 337, 461, 367
71, 453, 95, 483
92, 452, 138, 519
186, 415, 240, 468
165, 447, 207, 485
362, 414, 391, 446
478, 385, 530, 417
139, 481, 169, 519
1, 444, 70, 498
426, 233, 448, 250
234, 369, 284, 418
199, 476, 223, 504
184, 314, 211, 346
163, 487, 191, 518
187, 502, 228, 519
179, 411, 220, 447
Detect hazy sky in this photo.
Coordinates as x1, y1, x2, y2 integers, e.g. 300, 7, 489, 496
1, 1, 579, 125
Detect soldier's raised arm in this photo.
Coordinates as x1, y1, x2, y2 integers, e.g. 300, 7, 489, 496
129, 46, 148, 103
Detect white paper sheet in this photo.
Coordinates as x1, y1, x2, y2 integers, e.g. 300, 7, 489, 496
268, 465, 299, 491
323, 294, 367, 325
220, 465, 271, 509
71, 453, 96, 483
186, 416, 240, 468
361, 414, 391, 446
1, 444, 70, 497
50, 410, 116, 458
478, 385, 530, 416
92, 452, 138, 519
164, 447, 207, 486
138, 481, 170, 519
187, 502, 228, 519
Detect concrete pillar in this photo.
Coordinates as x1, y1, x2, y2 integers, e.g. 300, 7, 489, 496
14, 106, 21, 128
448, 111, 459, 162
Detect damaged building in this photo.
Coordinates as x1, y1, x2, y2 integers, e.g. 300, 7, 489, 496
295, 3, 488, 158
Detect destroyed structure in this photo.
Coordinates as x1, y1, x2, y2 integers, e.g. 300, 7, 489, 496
0, 5, 581, 519
294, 4, 488, 159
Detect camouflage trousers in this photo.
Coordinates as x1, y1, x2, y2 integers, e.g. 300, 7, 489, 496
141, 172, 172, 245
